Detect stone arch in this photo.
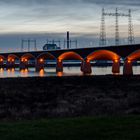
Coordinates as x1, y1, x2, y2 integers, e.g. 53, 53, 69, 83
83, 50, 120, 74
87, 50, 120, 61
58, 51, 83, 61
0, 55, 5, 62
37, 52, 56, 60
20, 53, 35, 70
57, 51, 84, 72
124, 49, 140, 75
8, 54, 19, 61
6, 54, 19, 69
35, 52, 56, 72
21, 53, 35, 61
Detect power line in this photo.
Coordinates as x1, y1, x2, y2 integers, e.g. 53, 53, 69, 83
99, 8, 135, 46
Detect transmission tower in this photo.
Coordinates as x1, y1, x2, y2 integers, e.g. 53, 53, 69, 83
99, 8, 135, 46
128, 9, 135, 44
99, 8, 106, 46
115, 8, 119, 46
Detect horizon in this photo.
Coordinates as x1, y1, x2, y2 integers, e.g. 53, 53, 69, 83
0, 0, 140, 51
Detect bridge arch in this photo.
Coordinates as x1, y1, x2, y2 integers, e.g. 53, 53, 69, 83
0, 55, 5, 68
37, 52, 56, 60
8, 54, 19, 61
0, 55, 5, 61
87, 50, 120, 61
35, 52, 56, 72
57, 51, 84, 72
21, 53, 35, 61
83, 50, 120, 74
20, 53, 36, 70
124, 49, 140, 75
58, 51, 83, 61
6, 54, 19, 69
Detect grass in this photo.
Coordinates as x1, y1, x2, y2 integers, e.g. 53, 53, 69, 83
0, 116, 139, 140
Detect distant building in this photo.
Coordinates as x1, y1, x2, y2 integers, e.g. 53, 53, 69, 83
43, 44, 60, 50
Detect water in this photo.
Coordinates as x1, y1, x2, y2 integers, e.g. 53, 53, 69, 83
0, 66, 140, 78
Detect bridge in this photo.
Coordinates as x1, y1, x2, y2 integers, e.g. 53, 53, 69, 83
0, 44, 140, 75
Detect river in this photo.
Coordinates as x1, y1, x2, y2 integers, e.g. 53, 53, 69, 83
0, 66, 139, 78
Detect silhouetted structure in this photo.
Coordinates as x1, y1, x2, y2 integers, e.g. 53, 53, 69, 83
100, 8, 135, 46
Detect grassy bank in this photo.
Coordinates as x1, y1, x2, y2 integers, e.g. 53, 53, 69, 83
0, 75, 140, 119
0, 116, 140, 140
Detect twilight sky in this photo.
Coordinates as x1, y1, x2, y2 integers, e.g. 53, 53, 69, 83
0, 0, 140, 52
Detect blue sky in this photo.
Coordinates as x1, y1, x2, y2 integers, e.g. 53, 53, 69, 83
0, 0, 140, 52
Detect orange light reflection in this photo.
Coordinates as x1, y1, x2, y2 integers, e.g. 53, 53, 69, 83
57, 72, 63, 77
39, 69, 45, 77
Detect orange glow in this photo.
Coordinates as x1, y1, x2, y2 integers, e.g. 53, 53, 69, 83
86, 59, 90, 63
87, 50, 120, 61
21, 69, 28, 73
11, 68, 15, 72
39, 58, 44, 63
21, 58, 28, 62
8, 59, 10, 62
7, 69, 10, 72
114, 59, 118, 63
25, 69, 28, 72
58, 59, 62, 63
58, 52, 83, 61
39, 69, 45, 77
126, 50, 140, 62
57, 72, 63, 77
12, 59, 14, 62
0, 68, 3, 72
128, 60, 131, 63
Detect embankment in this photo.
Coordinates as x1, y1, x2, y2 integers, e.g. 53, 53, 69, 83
0, 75, 140, 119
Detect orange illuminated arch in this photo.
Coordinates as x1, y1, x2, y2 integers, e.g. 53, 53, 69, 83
126, 49, 140, 61
21, 53, 35, 61
37, 52, 56, 60
87, 50, 120, 61
8, 54, 19, 61
58, 51, 83, 61
0, 55, 5, 61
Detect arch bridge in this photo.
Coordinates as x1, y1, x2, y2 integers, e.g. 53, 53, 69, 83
0, 44, 140, 75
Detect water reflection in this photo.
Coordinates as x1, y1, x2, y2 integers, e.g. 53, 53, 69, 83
57, 72, 63, 77
39, 69, 45, 77
0, 66, 139, 78
20, 69, 29, 77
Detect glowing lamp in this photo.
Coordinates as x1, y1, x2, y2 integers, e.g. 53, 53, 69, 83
58, 59, 62, 63
87, 59, 90, 63
0, 59, 3, 62
12, 59, 14, 62
39, 58, 44, 63
114, 59, 118, 63
128, 60, 131, 63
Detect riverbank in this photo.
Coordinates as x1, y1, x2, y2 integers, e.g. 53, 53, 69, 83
0, 116, 140, 140
0, 75, 139, 119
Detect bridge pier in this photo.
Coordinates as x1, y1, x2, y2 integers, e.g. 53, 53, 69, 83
112, 60, 120, 74
19, 62, 28, 70
6, 60, 15, 69
35, 59, 45, 72
82, 60, 92, 74
56, 59, 63, 72
0, 59, 4, 68
123, 60, 133, 75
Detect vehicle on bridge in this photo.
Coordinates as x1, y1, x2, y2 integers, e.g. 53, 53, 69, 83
43, 44, 61, 50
